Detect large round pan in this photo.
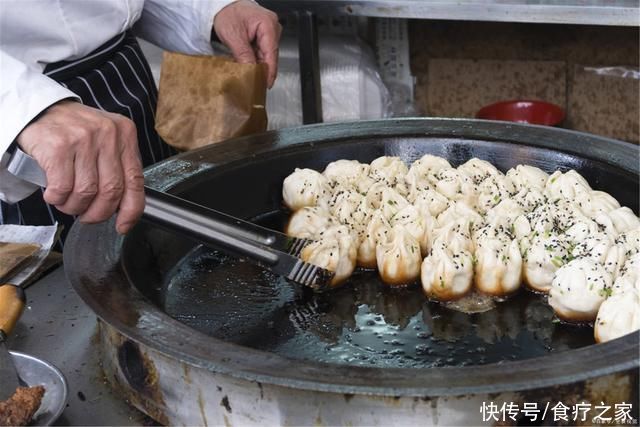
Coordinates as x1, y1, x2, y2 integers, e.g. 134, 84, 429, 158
64, 119, 639, 397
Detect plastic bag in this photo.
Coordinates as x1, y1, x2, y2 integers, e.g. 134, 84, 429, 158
266, 36, 391, 130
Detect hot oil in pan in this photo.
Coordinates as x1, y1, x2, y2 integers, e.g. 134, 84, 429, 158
161, 210, 595, 369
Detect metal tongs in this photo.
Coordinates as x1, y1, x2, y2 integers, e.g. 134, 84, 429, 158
7, 149, 334, 291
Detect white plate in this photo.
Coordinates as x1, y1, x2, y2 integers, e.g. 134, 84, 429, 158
9, 351, 68, 426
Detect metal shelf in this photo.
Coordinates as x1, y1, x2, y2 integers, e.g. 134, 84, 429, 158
262, 0, 639, 27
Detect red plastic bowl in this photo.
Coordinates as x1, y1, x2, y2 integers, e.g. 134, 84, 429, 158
475, 100, 565, 126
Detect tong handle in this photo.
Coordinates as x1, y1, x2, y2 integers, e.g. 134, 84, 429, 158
0, 284, 25, 339
143, 188, 280, 265
6, 148, 284, 267
145, 187, 277, 246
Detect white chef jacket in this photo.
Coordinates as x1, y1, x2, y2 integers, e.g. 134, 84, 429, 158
0, 0, 235, 203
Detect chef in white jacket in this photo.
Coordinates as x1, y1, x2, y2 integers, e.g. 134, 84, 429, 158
0, 0, 281, 244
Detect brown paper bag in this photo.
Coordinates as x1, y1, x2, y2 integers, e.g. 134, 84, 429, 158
155, 52, 267, 151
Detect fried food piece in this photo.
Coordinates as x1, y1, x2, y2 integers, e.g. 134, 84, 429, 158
0, 386, 45, 426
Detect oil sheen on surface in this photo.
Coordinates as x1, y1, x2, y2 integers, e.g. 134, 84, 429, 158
159, 210, 594, 369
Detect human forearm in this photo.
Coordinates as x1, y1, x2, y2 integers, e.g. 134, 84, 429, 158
134, 0, 237, 54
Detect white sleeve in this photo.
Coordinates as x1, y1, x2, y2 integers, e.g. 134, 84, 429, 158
0, 49, 80, 203
134, 0, 238, 55
0, 153, 40, 204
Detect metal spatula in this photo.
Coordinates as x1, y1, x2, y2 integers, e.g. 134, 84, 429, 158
7, 148, 333, 291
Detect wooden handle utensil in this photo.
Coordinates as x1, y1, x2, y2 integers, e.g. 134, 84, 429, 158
0, 284, 25, 338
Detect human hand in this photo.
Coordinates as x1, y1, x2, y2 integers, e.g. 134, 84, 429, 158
16, 100, 144, 234
213, 0, 282, 88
